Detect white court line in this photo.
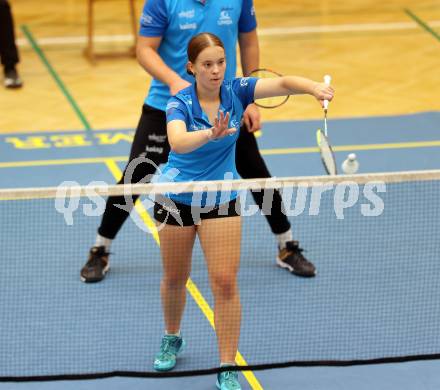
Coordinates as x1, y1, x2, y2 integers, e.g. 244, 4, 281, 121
259, 20, 440, 35
16, 20, 440, 47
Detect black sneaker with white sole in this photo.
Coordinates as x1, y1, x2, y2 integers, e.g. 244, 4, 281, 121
277, 241, 316, 277
4, 68, 23, 89
80, 246, 110, 283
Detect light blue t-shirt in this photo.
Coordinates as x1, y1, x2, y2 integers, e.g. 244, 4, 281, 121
161, 77, 257, 206
139, 0, 257, 111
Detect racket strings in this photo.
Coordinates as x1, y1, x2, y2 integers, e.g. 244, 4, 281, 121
249, 68, 290, 109
317, 130, 337, 175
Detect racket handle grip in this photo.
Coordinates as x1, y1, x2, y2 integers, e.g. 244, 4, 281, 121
323, 74, 332, 110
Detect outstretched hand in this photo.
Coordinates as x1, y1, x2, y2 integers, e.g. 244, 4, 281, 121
313, 83, 335, 108
208, 111, 237, 140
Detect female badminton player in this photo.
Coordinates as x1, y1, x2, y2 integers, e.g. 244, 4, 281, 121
152, 32, 334, 390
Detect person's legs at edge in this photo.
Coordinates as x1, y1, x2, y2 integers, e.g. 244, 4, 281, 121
0, 0, 22, 88
235, 128, 316, 277
80, 105, 169, 282
197, 216, 242, 390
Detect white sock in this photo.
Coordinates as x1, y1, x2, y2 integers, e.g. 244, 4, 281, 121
220, 362, 235, 368
94, 234, 112, 252
276, 229, 293, 250
165, 330, 181, 337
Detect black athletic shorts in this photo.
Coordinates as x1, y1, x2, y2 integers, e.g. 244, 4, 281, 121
153, 196, 240, 227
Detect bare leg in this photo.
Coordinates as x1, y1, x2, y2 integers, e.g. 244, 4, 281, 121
197, 216, 241, 363
158, 223, 196, 333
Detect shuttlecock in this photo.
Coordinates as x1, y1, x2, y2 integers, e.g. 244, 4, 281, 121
342, 153, 359, 174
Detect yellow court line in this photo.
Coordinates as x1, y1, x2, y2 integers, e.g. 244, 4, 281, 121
0, 156, 128, 168
0, 128, 90, 134
333, 140, 440, 151
260, 140, 440, 155
1, 139, 440, 169
104, 160, 263, 390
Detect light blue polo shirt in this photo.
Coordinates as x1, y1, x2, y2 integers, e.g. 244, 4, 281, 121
139, 0, 257, 111
161, 77, 257, 206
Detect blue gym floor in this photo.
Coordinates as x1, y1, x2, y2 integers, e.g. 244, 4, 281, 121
1, 111, 440, 389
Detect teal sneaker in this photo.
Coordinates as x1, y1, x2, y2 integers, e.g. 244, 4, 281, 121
153, 334, 185, 372
216, 370, 241, 390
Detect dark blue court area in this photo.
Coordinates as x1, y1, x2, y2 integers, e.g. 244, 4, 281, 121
1, 112, 440, 390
